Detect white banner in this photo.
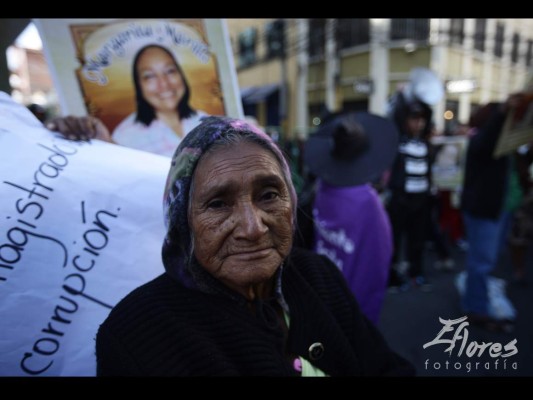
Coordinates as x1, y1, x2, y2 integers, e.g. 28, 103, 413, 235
0, 93, 167, 376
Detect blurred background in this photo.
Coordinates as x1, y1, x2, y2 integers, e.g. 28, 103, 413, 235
2, 19, 533, 139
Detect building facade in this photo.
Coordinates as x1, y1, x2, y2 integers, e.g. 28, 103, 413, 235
227, 18, 533, 138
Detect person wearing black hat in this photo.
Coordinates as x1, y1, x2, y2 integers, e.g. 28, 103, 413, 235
304, 112, 399, 324
385, 94, 434, 292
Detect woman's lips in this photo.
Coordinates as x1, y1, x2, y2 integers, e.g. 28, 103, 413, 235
228, 248, 273, 260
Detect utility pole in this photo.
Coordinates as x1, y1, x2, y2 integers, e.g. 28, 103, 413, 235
369, 19, 390, 116
296, 19, 309, 138
278, 19, 289, 137
325, 18, 338, 112
430, 18, 449, 133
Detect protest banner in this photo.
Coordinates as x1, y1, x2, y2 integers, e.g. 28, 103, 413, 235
494, 95, 533, 158
430, 135, 468, 190
0, 92, 168, 376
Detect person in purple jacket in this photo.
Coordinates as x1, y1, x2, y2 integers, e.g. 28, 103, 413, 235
304, 112, 399, 325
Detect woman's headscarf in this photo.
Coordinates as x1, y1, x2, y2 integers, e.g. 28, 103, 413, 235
162, 116, 297, 292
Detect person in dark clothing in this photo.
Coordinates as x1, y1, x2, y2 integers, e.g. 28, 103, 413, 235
507, 144, 533, 283
95, 116, 415, 376
303, 111, 398, 325
386, 93, 434, 291
460, 93, 528, 331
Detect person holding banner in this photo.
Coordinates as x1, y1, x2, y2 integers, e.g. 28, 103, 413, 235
459, 92, 528, 332
47, 44, 207, 157
95, 116, 415, 376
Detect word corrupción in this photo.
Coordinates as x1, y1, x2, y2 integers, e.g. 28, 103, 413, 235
19, 206, 118, 375
1, 137, 120, 375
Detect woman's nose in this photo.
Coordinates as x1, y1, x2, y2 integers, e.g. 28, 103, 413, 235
157, 74, 171, 90
234, 202, 268, 240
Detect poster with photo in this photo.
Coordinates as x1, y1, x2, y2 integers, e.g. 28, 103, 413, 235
34, 19, 243, 155
430, 135, 468, 190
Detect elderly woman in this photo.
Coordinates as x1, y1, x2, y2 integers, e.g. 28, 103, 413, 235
95, 116, 415, 376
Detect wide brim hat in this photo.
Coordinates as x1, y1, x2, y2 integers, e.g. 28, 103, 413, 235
304, 111, 399, 187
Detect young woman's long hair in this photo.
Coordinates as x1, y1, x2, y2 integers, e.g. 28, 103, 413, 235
132, 44, 196, 126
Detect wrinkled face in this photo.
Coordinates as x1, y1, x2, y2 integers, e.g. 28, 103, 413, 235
189, 141, 293, 294
136, 47, 185, 113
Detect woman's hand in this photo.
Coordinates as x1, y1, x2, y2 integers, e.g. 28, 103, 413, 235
46, 116, 114, 143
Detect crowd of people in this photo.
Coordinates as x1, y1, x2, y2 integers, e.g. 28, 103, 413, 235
291, 74, 533, 335
17, 52, 533, 375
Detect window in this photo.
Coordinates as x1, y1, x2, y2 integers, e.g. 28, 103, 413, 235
238, 27, 257, 68
342, 99, 369, 113
336, 19, 370, 50
308, 19, 326, 58
449, 19, 465, 46
390, 18, 430, 42
266, 19, 286, 59
526, 39, 533, 67
511, 33, 520, 64
494, 23, 504, 58
474, 19, 486, 52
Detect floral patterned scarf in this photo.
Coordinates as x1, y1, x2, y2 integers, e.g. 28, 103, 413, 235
161, 116, 297, 294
